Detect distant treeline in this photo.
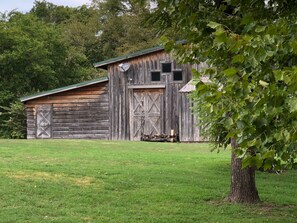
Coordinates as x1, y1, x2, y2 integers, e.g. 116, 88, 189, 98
0, 0, 160, 138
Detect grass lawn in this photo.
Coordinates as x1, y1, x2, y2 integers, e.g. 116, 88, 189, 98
0, 140, 296, 223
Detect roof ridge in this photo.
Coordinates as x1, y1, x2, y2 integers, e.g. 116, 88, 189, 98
93, 45, 164, 69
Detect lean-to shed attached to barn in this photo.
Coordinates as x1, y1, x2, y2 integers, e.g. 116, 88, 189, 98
21, 77, 109, 139
21, 45, 204, 141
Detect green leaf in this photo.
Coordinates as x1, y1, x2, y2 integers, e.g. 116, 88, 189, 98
224, 117, 234, 128
215, 31, 228, 43
250, 56, 259, 68
226, 131, 236, 138
255, 26, 266, 33
241, 14, 254, 25
242, 156, 252, 168
255, 154, 263, 169
236, 120, 245, 130
266, 51, 274, 57
273, 70, 284, 81
262, 150, 275, 159
232, 55, 244, 64
263, 160, 273, 171
223, 67, 238, 76
243, 154, 263, 169
207, 21, 221, 29
287, 98, 297, 112
259, 80, 269, 87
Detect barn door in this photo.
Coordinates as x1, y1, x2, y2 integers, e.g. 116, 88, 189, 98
131, 89, 163, 140
36, 105, 52, 139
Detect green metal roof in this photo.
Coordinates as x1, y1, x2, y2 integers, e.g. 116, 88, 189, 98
20, 77, 108, 102
93, 40, 187, 69
93, 45, 164, 69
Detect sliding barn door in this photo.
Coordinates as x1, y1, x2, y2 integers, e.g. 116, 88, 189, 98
131, 89, 163, 140
36, 105, 52, 139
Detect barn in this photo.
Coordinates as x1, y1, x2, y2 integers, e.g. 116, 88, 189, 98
21, 45, 204, 141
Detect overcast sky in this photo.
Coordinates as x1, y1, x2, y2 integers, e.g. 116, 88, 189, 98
0, 0, 91, 13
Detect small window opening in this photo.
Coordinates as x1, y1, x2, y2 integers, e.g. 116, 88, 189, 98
173, 71, 183, 81
162, 63, 172, 73
151, 71, 161, 81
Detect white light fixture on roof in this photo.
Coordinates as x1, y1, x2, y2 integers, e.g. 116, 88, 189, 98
119, 63, 130, 72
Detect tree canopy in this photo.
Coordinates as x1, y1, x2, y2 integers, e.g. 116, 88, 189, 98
155, 0, 297, 171
154, 0, 297, 202
0, 0, 159, 138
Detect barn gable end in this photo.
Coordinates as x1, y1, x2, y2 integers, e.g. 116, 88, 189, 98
95, 47, 202, 142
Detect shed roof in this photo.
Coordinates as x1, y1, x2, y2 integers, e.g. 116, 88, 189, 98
93, 45, 164, 69
20, 77, 108, 102
179, 76, 211, 93
179, 80, 197, 93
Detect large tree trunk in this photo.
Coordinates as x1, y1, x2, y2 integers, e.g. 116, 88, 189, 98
228, 138, 260, 203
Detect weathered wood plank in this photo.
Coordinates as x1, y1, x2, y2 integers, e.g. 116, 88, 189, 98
53, 89, 107, 96
39, 94, 107, 100
127, 85, 165, 89
27, 135, 36, 139
54, 105, 108, 110
57, 89, 104, 94
26, 96, 108, 105
54, 102, 108, 108
53, 110, 108, 116
52, 114, 108, 120
26, 102, 107, 108
53, 118, 109, 123
53, 122, 109, 127
53, 130, 109, 134
53, 134, 109, 139
27, 130, 36, 135
52, 126, 109, 131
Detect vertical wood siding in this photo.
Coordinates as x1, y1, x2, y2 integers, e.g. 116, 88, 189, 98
24, 82, 109, 139
179, 93, 202, 142
108, 51, 202, 141
26, 108, 36, 139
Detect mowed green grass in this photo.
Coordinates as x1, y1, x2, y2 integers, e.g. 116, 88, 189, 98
0, 140, 296, 223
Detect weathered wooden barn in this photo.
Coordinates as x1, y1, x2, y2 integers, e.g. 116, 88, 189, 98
21, 45, 203, 141
20, 78, 110, 139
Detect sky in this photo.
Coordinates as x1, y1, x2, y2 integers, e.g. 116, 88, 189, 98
0, 0, 91, 13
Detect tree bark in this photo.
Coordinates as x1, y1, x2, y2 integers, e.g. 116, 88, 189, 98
228, 138, 260, 203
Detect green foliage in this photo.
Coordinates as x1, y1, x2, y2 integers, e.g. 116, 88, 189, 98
31, 1, 105, 64
0, 101, 26, 139
0, 140, 296, 222
92, 0, 159, 58
0, 8, 97, 138
0, 12, 94, 95
0, 0, 159, 138
155, 0, 297, 170
31, 0, 73, 24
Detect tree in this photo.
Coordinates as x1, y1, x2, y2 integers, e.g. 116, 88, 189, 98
154, 0, 297, 203
0, 12, 95, 138
0, 12, 94, 95
0, 101, 26, 139
31, 1, 104, 64
92, 0, 159, 58
31, 0, 74, 24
